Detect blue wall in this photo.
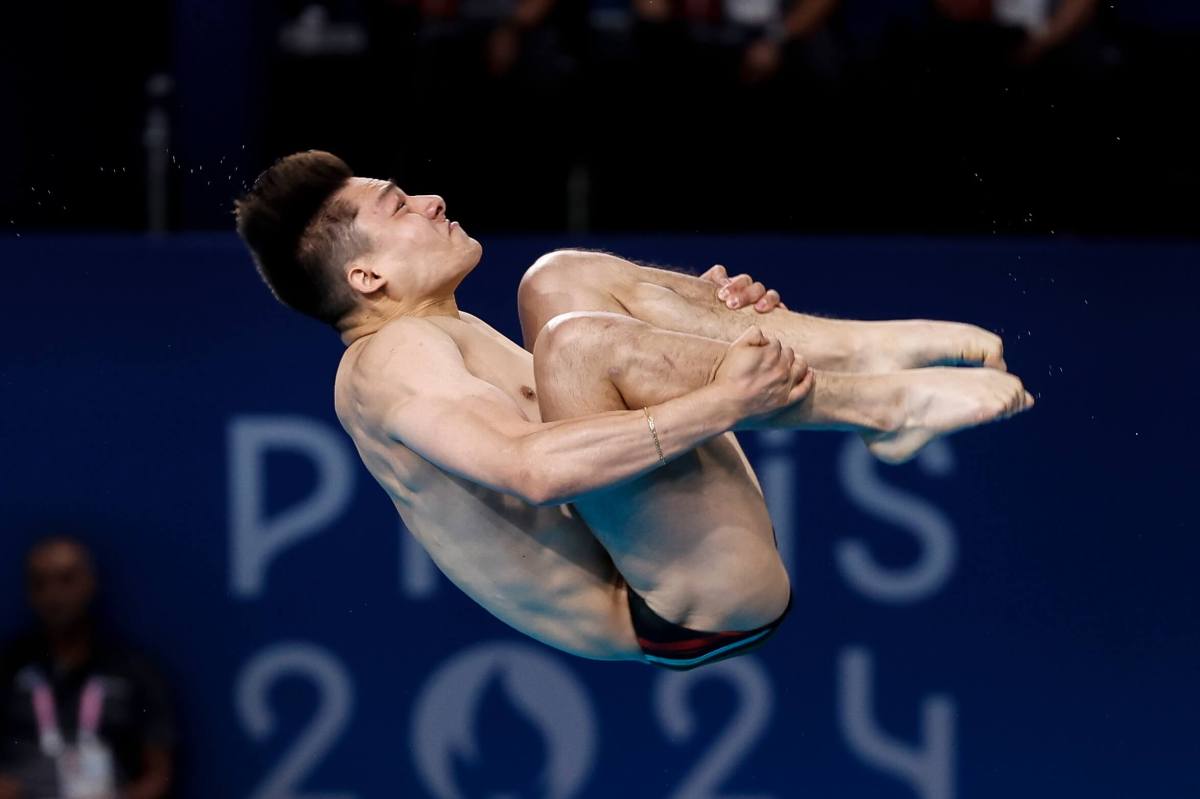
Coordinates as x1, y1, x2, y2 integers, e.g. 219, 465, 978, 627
1, 234, 1196, 798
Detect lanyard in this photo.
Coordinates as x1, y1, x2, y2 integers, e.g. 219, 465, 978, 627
29, 672, 106, 757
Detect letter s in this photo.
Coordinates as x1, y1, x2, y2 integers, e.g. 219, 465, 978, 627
835, 436, 957, 604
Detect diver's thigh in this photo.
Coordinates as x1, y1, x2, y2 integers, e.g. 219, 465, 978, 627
570, 433, 786, 630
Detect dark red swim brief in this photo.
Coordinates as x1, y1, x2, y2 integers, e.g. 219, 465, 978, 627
625, 583, 793, 671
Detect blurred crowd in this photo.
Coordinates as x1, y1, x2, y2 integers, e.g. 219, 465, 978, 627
1, 0, 1197, 234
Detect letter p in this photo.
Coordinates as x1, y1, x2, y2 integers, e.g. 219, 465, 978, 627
228, 416, 354, 598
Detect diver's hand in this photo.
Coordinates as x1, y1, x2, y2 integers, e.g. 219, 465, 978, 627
701, 264, 787, 313
710, 326, 811, 427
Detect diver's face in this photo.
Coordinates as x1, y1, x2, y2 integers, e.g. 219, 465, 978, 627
338, 177, 481, 301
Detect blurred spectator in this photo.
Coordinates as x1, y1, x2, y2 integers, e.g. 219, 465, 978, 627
742, 0, 845, 86
930, 0, 1098, 66
0, 537, 175, 799
628, 0, 844, 87
1011, 0, 1097, 65
259, 0, 586, 229
370, 0, 579, 79
914, 0, 1113, 93
278, 3, 368, 57
593, 0, 846, 229
840, 0, 1123, 232
263, 2, 374, 166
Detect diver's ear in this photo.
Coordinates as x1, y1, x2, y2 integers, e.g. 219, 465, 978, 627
347, 259, 387, 296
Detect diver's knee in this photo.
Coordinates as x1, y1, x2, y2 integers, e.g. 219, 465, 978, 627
533, 311, 638, 370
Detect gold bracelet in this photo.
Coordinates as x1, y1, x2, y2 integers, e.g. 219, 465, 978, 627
643, 406, 666, 466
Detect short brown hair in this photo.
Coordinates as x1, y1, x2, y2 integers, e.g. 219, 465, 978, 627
235, 151, 370, 327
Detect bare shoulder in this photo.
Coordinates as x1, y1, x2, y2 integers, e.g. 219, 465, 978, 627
457, 311, 511, 341
358, 316, 461, 370
335, 318, 462, 428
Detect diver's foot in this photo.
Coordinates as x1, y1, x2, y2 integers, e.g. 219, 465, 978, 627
852, 320, 1007, 373
863, 367, 1033, 464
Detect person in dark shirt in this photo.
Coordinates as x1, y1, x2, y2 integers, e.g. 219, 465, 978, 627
0, 537, 174, 799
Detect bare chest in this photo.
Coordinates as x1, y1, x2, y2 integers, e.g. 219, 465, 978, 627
444, 318, 541, 421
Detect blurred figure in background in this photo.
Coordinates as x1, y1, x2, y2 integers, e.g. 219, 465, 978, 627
359, 0, 585, 229
604, 0, 846, 229
930, 0, 1099, 66
844, 0, 1118, 232
370, 0, 577, 79
0, 537, 175, 799
629, 0, 844, 85
266, 1, 372, 168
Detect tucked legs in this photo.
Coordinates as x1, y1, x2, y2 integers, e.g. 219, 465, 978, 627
533, 311, 790, 633
518, 249, 1007, 373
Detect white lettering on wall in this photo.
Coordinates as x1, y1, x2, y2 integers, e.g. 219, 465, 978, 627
837, 647, 956, 799
756, 430, 797, 578
655, 656, 775, 799
236, 642, 357, 799
835, 436, 957, 603
400, 520, 439, 599
229, 416, 354, 598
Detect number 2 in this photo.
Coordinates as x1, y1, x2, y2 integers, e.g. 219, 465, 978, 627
654, 656, 776, 799
235, 643, 356, 799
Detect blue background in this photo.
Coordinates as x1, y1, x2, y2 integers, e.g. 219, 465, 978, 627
0, 234, 1196, 798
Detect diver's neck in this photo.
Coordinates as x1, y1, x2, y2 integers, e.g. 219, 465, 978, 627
340, 295, 461, 346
